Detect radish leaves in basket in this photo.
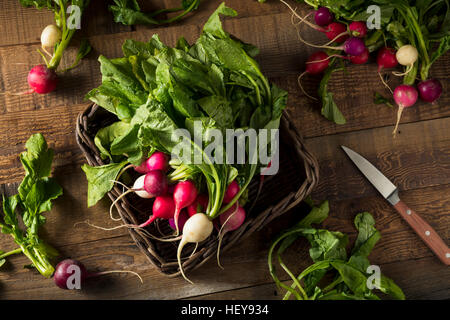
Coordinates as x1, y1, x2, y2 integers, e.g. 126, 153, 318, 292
83, 3, 287, 220
0, 134, 62, 278
268, 201, 405, 300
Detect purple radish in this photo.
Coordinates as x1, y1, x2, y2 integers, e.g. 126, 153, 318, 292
314, 7, 334, 26
216, 204, 246, 268
143, 170, 168, 196
173, 180, 198, 235
417, 79, 442, 103
392, 84, 418, 137
54, 259, 142, 290
146, 151, 169, 172
169, 210, 189, 231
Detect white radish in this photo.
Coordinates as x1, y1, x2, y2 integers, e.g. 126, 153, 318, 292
393, 45, 418, 76
40, 25, 61, 56
177, 213, 213, 283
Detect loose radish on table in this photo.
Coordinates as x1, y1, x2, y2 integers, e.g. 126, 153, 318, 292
417, 79, 442, 103
173, 180, 198, 235
27, 64, 58, 94
187, 194, 209, 217
377, 47, 398, 93
216, 204, 246, 268
177, 213, 214, 283
314, 7, 334, 26
392, 84, 418, 136
393, 44, 418, 76
349, 21, 367, 38
54, 259, 142, 290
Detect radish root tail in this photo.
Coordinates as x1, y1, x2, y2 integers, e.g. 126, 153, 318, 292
392, 64, 413, 77
297, 72, 318, 101
392, 105, 405, 137
378, 71, 393, 94
216, 205, 239, 270
92, 270, 144, 284
177, 238, 194, 284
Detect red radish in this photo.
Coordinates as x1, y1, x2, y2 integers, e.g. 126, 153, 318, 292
177, 213, 213, 283
134, 160, 149, 174
348, 47, 369, 64
27, 64, 58, 94
298, 51, 330, 100
173, 180, 198, 235
169, 210, 189, 231
143, 170, 168, 196
54, 259, 142, 290
187, 194, 209, 217
146, 151, 169, 172
417, 79, 442, 103
139, 195, 175, 228
216, 204, 246, 268
314, 7, 334, 26
377, 47, 398, 93
392, 84, 418, 136
223, 180, 240, 204
324, 22, 349, 43
349, 21, 367, 38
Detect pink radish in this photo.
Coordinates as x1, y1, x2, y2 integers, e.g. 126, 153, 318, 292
54, 259, 142, 290
146, 151, 169, 172
392, 84, 418, 137
139, 195, 175, 228
417, 79, 442, 103
216, 204, 246, 268
27, 64, 58, 94
187, 194, 209, 217
134, 160, 149, 174
297, 51, 330, 100
177, 213, 213, 283
314, 7, 334, 26
223, 180, 240, 204
173, 180, 198, 235
349, 21, 367, 38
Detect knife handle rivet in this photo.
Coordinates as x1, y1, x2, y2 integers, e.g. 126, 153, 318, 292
446, 253, 450, 259
425, 231, 431, 236
406, 209, 412, 215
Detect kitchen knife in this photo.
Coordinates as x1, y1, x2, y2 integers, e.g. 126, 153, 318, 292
341, 145, 450, 265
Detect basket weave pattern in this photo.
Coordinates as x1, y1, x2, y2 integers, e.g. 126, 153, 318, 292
76, 103, 319, 277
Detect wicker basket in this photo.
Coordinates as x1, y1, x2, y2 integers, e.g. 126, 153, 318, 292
76, 103, 319, 277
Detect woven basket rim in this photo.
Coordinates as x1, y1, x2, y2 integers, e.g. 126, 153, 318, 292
75, 103, 319, 277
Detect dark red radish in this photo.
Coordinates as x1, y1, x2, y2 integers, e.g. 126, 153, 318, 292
377, 47, 398, 93
298, 51, 330, 100
348, 47, 369, 64
27, 64, 58, 94
169, 210, 189, 231
417, 79, 442, 103
134, 160, 149, 174
54, 259, 142, 290
139, 195, 175, 228
324, 22, 349, 43
342, 37, 366, 56
216, 204, 246, 268
349, 21, 367, 38
187, 194, 209, 217
314, 7, 334, 26
146, 151, 169, 172
173, 180, 198, 234
143, 170, 168, 196
223, 180, 240, 204
392, 84, 418, 137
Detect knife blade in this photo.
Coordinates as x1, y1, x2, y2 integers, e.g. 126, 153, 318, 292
341, 145, 450, 265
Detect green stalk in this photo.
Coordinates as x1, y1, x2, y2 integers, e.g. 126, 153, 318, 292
20, 245, 54, 278
0, 248, 22, 259
159, 0, 199, 24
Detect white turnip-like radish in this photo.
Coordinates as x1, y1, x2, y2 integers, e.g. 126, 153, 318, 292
216, 204, 246, 269
177, 213, 214, 283
173, 180, 198, 235
41, 25, 61, 56
417, 79, 442, 103
392, 84, 418, 137
54, 259, 142, 289
393, 45, 418, 76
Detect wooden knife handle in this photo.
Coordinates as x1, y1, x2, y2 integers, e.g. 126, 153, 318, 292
394, 200, 450, 265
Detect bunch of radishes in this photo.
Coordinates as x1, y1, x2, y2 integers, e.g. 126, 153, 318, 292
286, 2, 443, 137
104, 151, 247, 283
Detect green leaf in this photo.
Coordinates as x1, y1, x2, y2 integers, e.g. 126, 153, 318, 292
94, 121, 132, 160
81, 161, 128, 207
351, 212, 381, 257
202, 3, 237, 38
318, 65, 346, 125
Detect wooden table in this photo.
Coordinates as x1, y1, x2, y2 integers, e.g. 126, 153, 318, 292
0, 0, 448, 300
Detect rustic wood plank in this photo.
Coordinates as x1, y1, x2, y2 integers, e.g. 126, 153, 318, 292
307, 117, 450, 201
0, 1, 130, 47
